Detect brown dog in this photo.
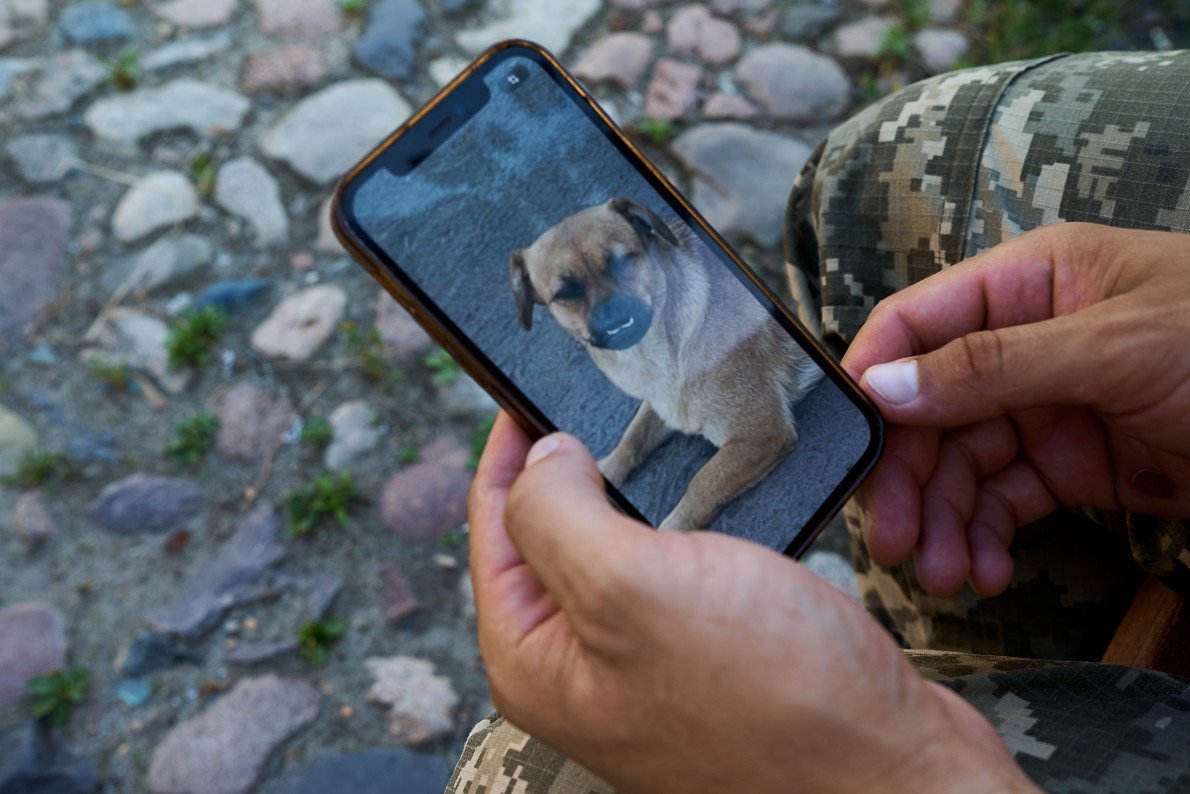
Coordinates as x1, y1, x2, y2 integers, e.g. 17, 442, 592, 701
509, 197, 822, 531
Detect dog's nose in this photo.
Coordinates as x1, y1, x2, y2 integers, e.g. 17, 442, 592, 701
589, 295, 651, 350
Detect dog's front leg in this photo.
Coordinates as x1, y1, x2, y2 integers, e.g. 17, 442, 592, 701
598, 401, 675, 487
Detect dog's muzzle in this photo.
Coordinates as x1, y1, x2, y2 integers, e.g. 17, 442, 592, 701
588, 294, 652, 350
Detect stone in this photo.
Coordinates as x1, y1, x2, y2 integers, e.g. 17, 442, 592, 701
262, 79, 409, 185
253, 0, 343, 38
572, 32, 653, 89
438, 374, 498, 417
742, 9, 778, 37
914, 28, 968, 74
15, 49, 106, 119
5, 133, 77, 183
441, 0, 480, 13
702, 91, 756, 119
145, 505, 286, 639
102, 233, 213, 297
673, 123, 812, 247
250, 285, 347, 360
644, 58, 701, 120
208, 382, 297, 462
85, 79, 251, 149
376, 292, 432, 361
929, 0, 961, 22
265, 750, 455, 794
379, 437, 472, 540
84, 307, 192, 393
609, 0, 673, 8
0, 0, 48, 51
711, 0, 768, 11
832, 16, 892, 59
115, 677, 154, 707
214, 157, 289, 246
379, 562, 422, 626
455, 0, 601, 55
365, 657, 458, 744
780, 4, 840, 39
13, 490, 54, 551
0, 603, 66, 707
148, 675, 321, 794
142, 31, 233, 71
0, 721, 97, 794
0, 403, 37, 478
293, 571, 342, 620
0, 197, 71, 352
224, 639, 297, 665
240, 46, 330, 94
57, 1, 134, 45
0, 57, 35, 102
667, 5, 740, 65
803, 550, 861, 604
90, 473, 204, 534
736, 44, 849, 122
325, 400, 382, 470
354, 0, 425, 81
153, 0, 237, 28
427, 55, 467, 88
110, 170, 198, 243
318, 196, 346, 253
640, 9, 662, 34
195, 279, 272, 313
116, 632, 201, 678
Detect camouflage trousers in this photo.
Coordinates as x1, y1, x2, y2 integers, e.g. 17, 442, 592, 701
447, 52, 1190, 793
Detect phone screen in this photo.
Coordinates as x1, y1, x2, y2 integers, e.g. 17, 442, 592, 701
339, 45, 880, 555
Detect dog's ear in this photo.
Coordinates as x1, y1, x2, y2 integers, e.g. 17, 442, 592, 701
509, 249, 539, 331
609, 197, 679, 247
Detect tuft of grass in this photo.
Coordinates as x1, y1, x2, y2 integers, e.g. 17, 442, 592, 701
639, 117, 678, 146
440, 530, 462, 549
300, 415, 334, 451
335, 0, 368, 13
285, 471, 366, 537
395, 441, 420, 466
423, 348, 461, 387
340, 321, 387, 381
89, 360, 131, 391
28, 667, 90, 726
467, 415, 497, 471
106, 50, 139, 91
2, 450, 70, 489
965, 0, 1119, 64
189, 150, 218, 196
166, 306, 228, 371
297, 618, 347, 664
166, 413, 219, 465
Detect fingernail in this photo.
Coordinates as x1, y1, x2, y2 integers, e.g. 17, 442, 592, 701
865, 361, 919, 406
525, 435, 562, 467
1132, 469, 1176, 499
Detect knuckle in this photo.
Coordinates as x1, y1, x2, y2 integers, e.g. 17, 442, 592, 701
952, 329, 1007, 385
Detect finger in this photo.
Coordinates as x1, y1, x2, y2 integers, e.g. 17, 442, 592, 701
965, 459, 1059, 596
857, 425, 938, 565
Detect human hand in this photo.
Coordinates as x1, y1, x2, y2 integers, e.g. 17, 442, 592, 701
844, 224, 1190, 597
469, 413, 1036, 793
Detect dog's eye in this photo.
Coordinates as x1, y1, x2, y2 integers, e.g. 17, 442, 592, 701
607, 253, 635, 280
553, 279, 585, 302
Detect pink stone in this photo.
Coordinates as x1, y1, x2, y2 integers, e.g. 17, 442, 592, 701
573, 32, 654, 89
833, 16, 892, 60
667, 5, 741, 65
376, 291, 433, 362
379, 437, 472, 540
207, 382, 298, 463
253, 0, 343, 38
13, 490, 54, 551
743, 9, 778, 37
0, 602, 66, 707
640, 9, 662, 33
240, 47, 330, 93
0, 197, 70, 353
365, 656, 458, 744
153, 0, 236, 28
317, 196, 345, 254
702, 91, 757, 119
379, 562, 423, 625
645, 59, 702, 121
250, 285, 346, 361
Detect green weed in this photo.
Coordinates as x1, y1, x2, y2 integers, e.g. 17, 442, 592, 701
297, 618, 347, 664
341, 321, 387, 381
166, 306, 228, 371
2, 450, 71, 489
335, 0, 368, 13
639, 117, 678, 146
467, 415, 497, 471
166, 413, 219, 465
285, 471, 366, 537
189, 151, 218, 196
28, 667, 90, 726
395, 442, 420, 466
106, 50, 139, 91
300, 415, 334, 451
89, 360, 131, 391
423, 348, 461, 387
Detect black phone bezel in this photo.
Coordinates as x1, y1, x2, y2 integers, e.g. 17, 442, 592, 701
332, 40, 884, 558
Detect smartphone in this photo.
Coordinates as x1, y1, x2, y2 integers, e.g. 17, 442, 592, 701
332, 40, 883, 556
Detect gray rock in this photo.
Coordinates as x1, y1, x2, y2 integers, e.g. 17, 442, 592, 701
438, 373, 498, 417
702, 91, 757, 119
573, 32, 654, 89
317, 195, 346, 253
264, 750, 453, 794
379, 437, 472, 540
913, 27, 968, 74
780, 4, 841, 40
224, 639, 297, 665
115, 632, 201, 677
366, 656, 458, 744
15, 49, 105, 119
57, 1, 134, 45
0, 721, 97, 794
455, 0, 601, 55
84, 79, 251, 149
152, 0, 236, 28
673, 123, 811, 247
667, 5, 740, 66
142, 31, 233, 71
250, 285, 347, 360
832, 15, 891, 59
148, 675, 321, 794
354, 0, 425, 81
929, 0, 961, 22
0, 197, 71, 353
711, 0, 769, 11
0, 0, 48, 51
644, 58, 702, 120
0, 57, 36, 102
240, 47, 330, 94
253, 0, 343, 38
214, 157, 289, 246
736, 44, 849, 122
325, 400, 382, 470
111, 170, 198, 243
195, 279, 272, 314
208, 382, 297, 463
12, 490, 54, 551
803, 550, 861, 603
90, 473, 204, 534
5, 133, 77, 183
441, 0, 481, 12
0, 403, 37, 479
101, 233, 213, 296
144, 505, 286, 639
0, 602, 66, 708
261, 79, 410, 184
83, 307, 193, 394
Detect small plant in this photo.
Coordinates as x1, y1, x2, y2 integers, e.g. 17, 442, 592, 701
285, 471, 366, 537
189, 151, 218, 196
106, 50, 139, 91
335, 0, 368, 13
166, 306, 228, 371
395, 442, 420, 466
341, 321, 387, 381
166, 413, 219, 465
297, 618, 347, 664
423, 348, 461, 387
467, 415, 497, 471
89, 360, 131, 391
440, 530, 462, 549
639, 117, 678, 146
28, 667, 90, 726
300, 415, 334, 451
2, 450, 70, 489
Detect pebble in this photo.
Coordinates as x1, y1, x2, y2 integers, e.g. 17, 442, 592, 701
365, 657, 458, 744
711, 0, 769, 11
85, 79, 251, 150
57, 1, 134, 46
214, 157, 290, 246
12, 490, 54, 551
914, 28, 968, 74
0, 0, 48, 51
702, 91, 757, 119
142, 31, 233, 71
441, 0, 481, 13
145, 505, 286, 639
195, 279, 273, 314
0, 57, 35, 102
455, 0, 601, 55
90, 473, 205, 534
325, 400, 382, 470
240, 47, 330, 94
253, 0, 343, 38
644, 58, 702, 120
101, 233, 213, 297
573, 32, 653, 89
803, 550, 862, 604
114, 677, 154, 708
16, 49, 106, 119
318, 196, 346, 253
4, 133, 77, 183
378, 561, 422, 626
0, 404, 37, 479
261, 79, 410, 185
640, 9, 662, 33
111, 170, 198, 243
0, 197, 71, 353
667, 5, 740, 65
250, 285, 347, 360
85, 307, 192, 393
208, 382, 298, 463
930, 0, 961, 22
427, 54, 469, 87
147, 675, 321, 794
673, 122, 812, 247
0, 721, 97, 794
608, 0, 674, 10
153, 0, 237, 28
354, 0, 425, 81
224, 639, 298, 665
438, 373, 498, 417
376, 291, 432, 361
0, 602, 67, 708
267, 750, 455, 794
833, 16, 892, 60
379, 436, 472, 540
116, 632, 201, 678
736, 44, 850, 122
